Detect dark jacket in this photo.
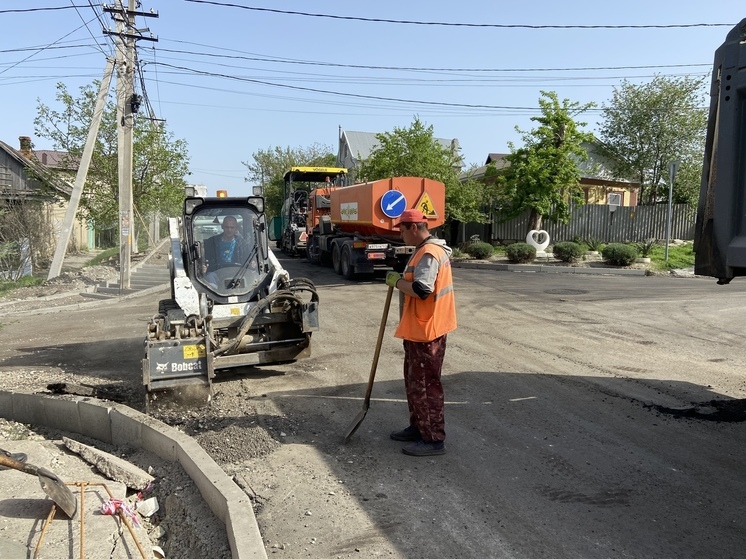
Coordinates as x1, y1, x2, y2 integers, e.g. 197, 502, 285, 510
203, 234, 252, 271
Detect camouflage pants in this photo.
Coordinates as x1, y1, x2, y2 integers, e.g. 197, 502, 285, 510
403, 335, 447, 442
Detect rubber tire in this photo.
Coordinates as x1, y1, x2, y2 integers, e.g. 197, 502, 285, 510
306, 237, 319, 264
331, 243, 342, 274
340, 244, 355, 280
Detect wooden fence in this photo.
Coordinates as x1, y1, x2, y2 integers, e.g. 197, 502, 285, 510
484, 204, 695, 245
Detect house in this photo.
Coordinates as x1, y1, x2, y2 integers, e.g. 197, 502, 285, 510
0, 136, 92, 268
337, 128, 463, 181
462, 142, 640, 207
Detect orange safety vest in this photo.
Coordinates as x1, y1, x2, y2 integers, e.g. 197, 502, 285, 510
394, 243, 457, 342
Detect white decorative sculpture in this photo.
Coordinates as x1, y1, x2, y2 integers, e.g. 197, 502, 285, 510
526, 230, 550, 253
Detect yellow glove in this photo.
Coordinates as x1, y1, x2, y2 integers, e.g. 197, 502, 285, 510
385, 271, 402, 288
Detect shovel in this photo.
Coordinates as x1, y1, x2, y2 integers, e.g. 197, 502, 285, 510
343, 285, 394, 443
0, 451, 78, 518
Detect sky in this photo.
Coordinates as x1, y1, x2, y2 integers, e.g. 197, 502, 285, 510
1, 1, 743, 197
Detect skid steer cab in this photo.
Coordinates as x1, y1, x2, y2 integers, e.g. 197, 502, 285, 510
143, 194, 319, 399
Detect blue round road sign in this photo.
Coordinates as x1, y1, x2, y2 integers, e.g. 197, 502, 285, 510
380, 191, 407, 218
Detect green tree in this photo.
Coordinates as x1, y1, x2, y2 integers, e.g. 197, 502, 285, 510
598, 75, 707, 206
34, 82, 189, 235
242, 143, 336, 218
497, 91, 595, 232
358, 117, 486, 237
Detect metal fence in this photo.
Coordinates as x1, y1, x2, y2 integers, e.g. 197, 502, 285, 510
489, 204, 695, 244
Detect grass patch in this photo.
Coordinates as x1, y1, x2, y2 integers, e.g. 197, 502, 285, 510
86, 247, 118, 266
0, 274, 44, 297
648, 242, 694, 271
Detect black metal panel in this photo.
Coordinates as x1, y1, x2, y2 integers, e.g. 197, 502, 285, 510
695, 19, 746, 282
143, 339, 210, 391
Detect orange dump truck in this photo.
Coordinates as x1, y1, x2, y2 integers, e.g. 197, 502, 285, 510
305, 176, 446, 278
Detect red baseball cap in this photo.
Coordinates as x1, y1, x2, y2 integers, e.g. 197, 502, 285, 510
399, 209, 428, 223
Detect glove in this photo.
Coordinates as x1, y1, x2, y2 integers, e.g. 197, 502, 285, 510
386, 271, 402, 288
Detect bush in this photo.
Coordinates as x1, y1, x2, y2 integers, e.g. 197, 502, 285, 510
585, 236, 604, 251
505, 242, 536, 263
602, 243, 638, 266
553, 241, 584, 263
466, 242, 493, 260
634, 238, 657, 258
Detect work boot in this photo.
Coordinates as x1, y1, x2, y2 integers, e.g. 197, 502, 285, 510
390, 425, 420, 442
402, 440, 446, 457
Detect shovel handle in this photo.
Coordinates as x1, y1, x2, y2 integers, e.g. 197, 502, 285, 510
0, 452, 41, 477
363, 285, 394, 406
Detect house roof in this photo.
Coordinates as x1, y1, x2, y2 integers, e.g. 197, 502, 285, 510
462, 143, 639, 187
341, 130, 463, 166
33, 149, 78, 170
0, 140, 72, 197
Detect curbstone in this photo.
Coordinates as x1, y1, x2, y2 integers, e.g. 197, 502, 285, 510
0, 390, 266, 559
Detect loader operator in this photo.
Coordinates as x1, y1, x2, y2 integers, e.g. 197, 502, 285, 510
385, 209, 457, 457
201, 215, 254, 286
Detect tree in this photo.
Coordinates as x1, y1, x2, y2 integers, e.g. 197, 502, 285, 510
358, 117, 487, 238
497, 91, 595, 232
0, 200, 53, 279
598, 75, 707, 206
242, 143, 336, 218
34, 82, 190, 236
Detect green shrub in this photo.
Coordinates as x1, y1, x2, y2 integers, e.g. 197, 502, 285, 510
553, 241, 584, 263
505, 242, 536, 263
466, 242, 494, 260
634, 238, 657, 258
602, 243, 638, 266
585, 236, 604, 251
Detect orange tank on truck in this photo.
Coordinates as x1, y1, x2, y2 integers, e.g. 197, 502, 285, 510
331, 177, 445, 235
304, 177, 446, 279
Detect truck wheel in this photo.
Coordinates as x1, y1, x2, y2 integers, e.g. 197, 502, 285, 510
341, 244, 355, 280
332, 243, 342, 274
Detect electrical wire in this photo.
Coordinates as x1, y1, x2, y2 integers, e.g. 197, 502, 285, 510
182, 1, 734, 29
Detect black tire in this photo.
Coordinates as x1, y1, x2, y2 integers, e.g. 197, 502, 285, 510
306, 237, 319, 264
331, 243, 342, 274
341, 244, 355, 280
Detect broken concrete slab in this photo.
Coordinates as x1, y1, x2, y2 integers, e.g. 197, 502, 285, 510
63, 437, 155, 491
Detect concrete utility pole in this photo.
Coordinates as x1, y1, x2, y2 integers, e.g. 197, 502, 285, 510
47, 59, 115, 280
104, 1, 157, 290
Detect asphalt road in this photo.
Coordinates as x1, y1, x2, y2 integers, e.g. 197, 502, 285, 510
2, 255, 746, 558
249, 256, 746, 559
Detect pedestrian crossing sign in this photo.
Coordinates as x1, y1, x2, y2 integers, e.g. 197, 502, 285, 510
415, 192, 438, 218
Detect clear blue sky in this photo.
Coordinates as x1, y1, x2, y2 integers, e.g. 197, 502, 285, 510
1, 1, 743, 197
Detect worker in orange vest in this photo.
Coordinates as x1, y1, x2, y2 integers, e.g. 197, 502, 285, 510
385, 209, 457, 456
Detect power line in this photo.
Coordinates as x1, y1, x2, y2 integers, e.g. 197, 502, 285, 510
154, 44, 712, 74
0, 6, 90, 14
183, 1, 734, 29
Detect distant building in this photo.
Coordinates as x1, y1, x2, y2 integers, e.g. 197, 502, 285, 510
0, 136, 92, 266
462, 142, 640, 207
337, 128, 462, 182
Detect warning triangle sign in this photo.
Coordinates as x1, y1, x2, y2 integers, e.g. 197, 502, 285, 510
415, 192, 438, 218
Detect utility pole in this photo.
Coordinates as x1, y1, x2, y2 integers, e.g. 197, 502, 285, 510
47, 59, 115, 280
104, 1, 157, 290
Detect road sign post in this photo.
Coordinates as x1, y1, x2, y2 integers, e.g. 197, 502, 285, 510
666, 161, 680, 261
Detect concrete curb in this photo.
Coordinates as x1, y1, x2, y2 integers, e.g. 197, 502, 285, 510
0, 284, 170, 318
452, 260, 648, 276
0, 390, 267, 559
